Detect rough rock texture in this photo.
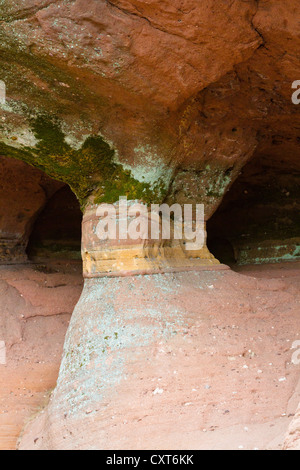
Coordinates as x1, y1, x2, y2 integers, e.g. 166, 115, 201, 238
0, 0, 299, 450
0, 0, 300, 266
0, 156, 82, 262
18, 263, 300, 450
207, 151, 300, 265
0, 156, 63, 261
0, 0, 299, 265
0, 1, 297, 201
0, 262, 83, 450
284, 404, 300, 450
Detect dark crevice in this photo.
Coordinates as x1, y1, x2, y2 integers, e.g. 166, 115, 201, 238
207, 149, 300, 266
26, 185, 82, 262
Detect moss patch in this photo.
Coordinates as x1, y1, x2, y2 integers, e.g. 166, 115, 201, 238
0, 115, 168, 208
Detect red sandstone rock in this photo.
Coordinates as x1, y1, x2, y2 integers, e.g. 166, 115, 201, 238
284, 404, 300, 450
18, 263, 300, 450
0, 262, 83, 450
1, 0, 299, 199
0, 0, 299, 451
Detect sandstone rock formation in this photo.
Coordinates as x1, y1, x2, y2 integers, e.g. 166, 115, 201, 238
0, 157, 62, 262
17, 265, 300, 450
0, 0, 299, 450
0, 156, 81, 262
0, 262, 83, 450
284, 404, 300, 450
1, 0, 299, 268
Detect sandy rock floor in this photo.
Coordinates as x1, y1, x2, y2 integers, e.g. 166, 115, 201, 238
0, 261, 299, 450
0, 261, 83, 450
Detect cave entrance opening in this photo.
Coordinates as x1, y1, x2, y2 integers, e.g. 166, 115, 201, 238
206, 150, 300, 267
26, 185, 82, 263
0, 155, 82, 267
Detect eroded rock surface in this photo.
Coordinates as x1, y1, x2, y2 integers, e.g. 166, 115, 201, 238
18, 263, 300, 450
0, 0, 299, 450
0, 262, 83, 450
284, 404, 300, 450
0, 1, 299, 266
0, 156, 63, 262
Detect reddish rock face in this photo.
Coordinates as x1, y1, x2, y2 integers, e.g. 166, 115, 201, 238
0, 157, 63, 262
1, 0, 299, 267
0, 0, 260, 108
17, 265, 300, 450
0, 0, 299, 202
0, 0, 299, 450
0, 262, 83, 450
284, 405, 300, 450
0, 156, 82, 262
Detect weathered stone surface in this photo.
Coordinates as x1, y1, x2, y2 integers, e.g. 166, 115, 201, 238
27, 185, 82, 260
0, 262, 83, 450
284, 404, 300, 450
0, 0, 260, 108
0, 156, 62, 261
0, 0, 299, 450
18, 265, 300, 450
82, 200, 219, 277
0, 0, 298, 216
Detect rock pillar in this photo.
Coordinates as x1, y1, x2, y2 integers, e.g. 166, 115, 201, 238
18, 197, 226, 450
